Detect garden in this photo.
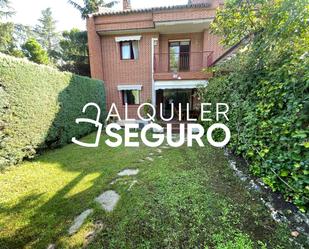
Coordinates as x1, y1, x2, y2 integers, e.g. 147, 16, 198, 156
0, 0, 308, 248
0, 133, 301, 248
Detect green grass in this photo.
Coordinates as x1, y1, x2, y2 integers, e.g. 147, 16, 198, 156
0, 133, 292, 249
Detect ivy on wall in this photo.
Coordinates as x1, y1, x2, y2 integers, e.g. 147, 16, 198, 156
199, 0, 309, 211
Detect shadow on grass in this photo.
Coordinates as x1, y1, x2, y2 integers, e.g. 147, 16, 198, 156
0, 166, 107, 248
0, 134, 141, 248
0, 74, 107, 248
40, 74, 105, 150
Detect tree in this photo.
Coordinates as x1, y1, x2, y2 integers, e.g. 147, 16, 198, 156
35, 8, 59, 58
13, 24, 35, 48
0, 22, 13, 51
22, 38, 49, 64
0, 0, 14, 19
68, 0, 118, 19
0, 0, 15, 54
59, 28, 90, 76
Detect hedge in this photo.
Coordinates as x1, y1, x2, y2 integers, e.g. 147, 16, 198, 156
0, 53, 105, 168
198, 0, 308, 211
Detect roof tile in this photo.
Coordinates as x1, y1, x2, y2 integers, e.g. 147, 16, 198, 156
91, 3, 211, 17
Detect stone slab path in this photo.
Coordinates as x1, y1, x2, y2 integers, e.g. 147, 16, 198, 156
95, 190, 120, 212
68, 209, 93, 235
117, 169, 139, 176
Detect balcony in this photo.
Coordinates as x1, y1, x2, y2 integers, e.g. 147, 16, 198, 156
154, 51, 214, 81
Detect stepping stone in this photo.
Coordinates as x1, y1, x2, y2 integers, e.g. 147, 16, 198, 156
95, 190, 120, 212
46, 244, 55, 249
149, 153, 154, 156
117, 169, 139, 176
68, 209, 93, 235
146, 157, 154, 162
161, 146, 169, 149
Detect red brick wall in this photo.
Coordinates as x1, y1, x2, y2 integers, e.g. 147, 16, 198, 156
87, 16, 104, 80
153, 8, 216, 22
203, 29, 226, 62
101, 33, 159, 119
87, 5, 226, 119
94, 13, 154, 32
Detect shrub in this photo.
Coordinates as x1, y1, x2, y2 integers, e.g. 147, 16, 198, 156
0, 53, 105, 168
22, 38, 49, 65
199, 0, 309, 210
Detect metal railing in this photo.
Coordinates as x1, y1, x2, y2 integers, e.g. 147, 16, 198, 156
154, 51, 214, 73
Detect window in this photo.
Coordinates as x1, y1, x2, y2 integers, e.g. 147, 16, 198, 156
120, 41, 139, 60
122, 90, 140, 105
169, 41, 190, 72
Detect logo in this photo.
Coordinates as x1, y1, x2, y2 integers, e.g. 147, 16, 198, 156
72, 102, 230, 148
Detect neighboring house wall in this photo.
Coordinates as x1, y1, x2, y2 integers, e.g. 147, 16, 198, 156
203, 30, 226, 62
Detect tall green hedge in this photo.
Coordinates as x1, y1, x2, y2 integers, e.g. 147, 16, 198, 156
199, 0, 308, 211
0, 53, 105, 168
199, 0, 309, 212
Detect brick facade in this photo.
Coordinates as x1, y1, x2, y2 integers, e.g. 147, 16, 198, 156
87, 1, 226, 119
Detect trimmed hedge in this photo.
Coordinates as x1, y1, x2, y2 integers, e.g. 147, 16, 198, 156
0, 53, 105, 168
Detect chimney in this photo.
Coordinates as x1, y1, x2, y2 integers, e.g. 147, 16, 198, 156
123, 0, 131, 10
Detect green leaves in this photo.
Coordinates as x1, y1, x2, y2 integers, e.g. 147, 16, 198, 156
22, 38, 49, 65
0, 53, 106, 168
68, 0, 118, 19
200, 0, 309, 210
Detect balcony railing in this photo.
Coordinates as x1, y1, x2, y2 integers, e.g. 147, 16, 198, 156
154, 51, 214, 74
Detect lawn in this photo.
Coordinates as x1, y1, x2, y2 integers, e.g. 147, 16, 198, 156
0, 133, 293, 249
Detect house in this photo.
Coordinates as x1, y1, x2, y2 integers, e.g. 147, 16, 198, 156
87, 0, 225, 120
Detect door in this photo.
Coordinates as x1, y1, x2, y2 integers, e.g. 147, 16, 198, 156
162, 89, 192, 118
169, 41, 190, 72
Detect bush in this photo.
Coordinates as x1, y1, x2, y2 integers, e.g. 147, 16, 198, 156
22, 38, 50, 65
199, 0, 309, 211
0, 53, 105, 168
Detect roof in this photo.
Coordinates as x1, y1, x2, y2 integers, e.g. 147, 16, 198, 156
92, 3, 211, 17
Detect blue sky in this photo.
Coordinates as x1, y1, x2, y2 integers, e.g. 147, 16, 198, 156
8, 0, 188, 31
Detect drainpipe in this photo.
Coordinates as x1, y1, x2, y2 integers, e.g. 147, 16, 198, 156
151, 38, 158, 108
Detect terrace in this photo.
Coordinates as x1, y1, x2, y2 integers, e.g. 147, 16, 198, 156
154, 50, 214, 80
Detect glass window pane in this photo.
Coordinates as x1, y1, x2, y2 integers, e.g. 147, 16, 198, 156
169, 44, 180, 72
121, 42, 131, 59
132, 41, 139, 59
123, 90, 140, 105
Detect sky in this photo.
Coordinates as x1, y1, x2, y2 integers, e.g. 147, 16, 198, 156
8, 0, 188, 32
